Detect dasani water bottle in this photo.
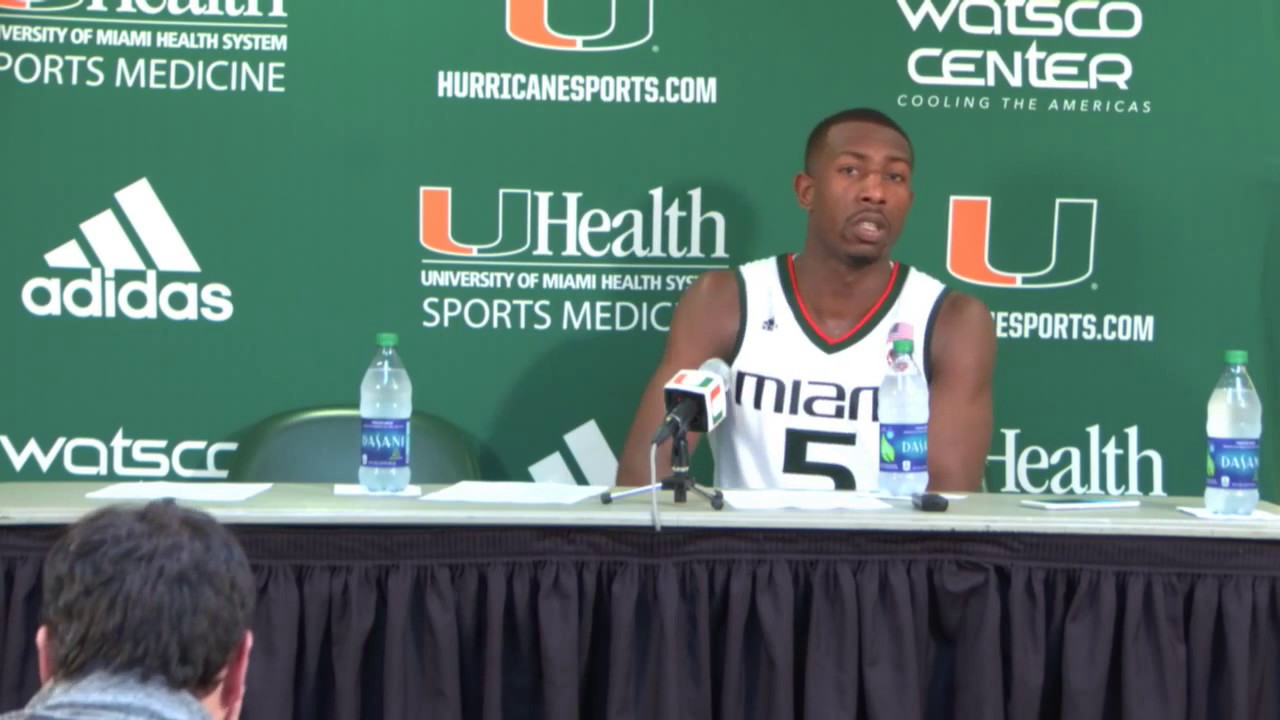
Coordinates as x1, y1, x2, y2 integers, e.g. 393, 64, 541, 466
879, 338, 929, 497
1205, 349, 1261, 515
359, 332, 413, 492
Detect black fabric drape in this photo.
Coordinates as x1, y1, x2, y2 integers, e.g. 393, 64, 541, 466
2, 525, 1278, 720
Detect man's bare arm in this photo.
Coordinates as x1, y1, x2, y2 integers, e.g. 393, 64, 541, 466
926, 292, 996, 491
615, 270, 739, 486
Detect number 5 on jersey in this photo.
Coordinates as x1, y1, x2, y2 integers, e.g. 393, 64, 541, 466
781, 429, 859, 489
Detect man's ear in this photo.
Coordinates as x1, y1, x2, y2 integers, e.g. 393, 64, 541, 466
35, 625, 55, 684
794, 171, 815, 210
218, 631, 254, 720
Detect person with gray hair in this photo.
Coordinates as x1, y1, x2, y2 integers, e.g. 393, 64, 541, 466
1, 499, 255, 720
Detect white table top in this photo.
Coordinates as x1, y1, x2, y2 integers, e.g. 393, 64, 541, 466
0, 481, 1278, 541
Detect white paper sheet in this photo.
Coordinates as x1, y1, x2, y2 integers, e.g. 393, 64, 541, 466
333, 484, 423, 498
421, 481, 604, 505
722, 490, 892, 511
86, 482, 272, 502
1176, 506, 1278, 520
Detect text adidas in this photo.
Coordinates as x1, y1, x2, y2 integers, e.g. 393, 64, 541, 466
22, 268, 234, 322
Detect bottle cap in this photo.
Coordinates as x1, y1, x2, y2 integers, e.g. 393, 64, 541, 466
1225, 349, 1248, 364
376, 332, 399, 348
892, 339, 913, 354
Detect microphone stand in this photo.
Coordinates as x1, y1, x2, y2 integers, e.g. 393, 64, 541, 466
600, 429, 725, 510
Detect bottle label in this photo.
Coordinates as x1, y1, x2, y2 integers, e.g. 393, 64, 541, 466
1206, 437, 1259, 490
880, 423, 928, 473
361, 418, 410, 468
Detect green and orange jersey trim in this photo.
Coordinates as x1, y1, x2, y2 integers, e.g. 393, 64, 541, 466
777, 254, 910, 355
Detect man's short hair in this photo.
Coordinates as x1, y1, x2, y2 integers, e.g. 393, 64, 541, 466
41, 499, 254, 694
804, 108, 915, 173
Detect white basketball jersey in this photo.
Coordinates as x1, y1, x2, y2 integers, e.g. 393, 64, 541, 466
709, 254, 949, 491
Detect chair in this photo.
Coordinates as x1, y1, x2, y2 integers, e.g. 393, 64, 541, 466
227, 407, 478, 485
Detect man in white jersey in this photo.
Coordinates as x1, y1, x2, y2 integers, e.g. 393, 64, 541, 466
616, 108, 995, 492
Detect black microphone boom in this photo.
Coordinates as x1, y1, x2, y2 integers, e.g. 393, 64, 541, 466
650, 357, 732, 446
652, 397, 699, 445
602, 357, 731, 512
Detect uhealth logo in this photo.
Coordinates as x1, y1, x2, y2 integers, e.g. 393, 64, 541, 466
419, 185, 727, 260
22, 178, 234, 322
946, 196, 1097, 288
506, 0, 653, 51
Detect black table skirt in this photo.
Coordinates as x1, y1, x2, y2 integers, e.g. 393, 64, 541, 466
2, 525, 1278, 720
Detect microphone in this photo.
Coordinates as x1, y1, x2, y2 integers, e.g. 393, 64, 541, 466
652, 358, 732, 445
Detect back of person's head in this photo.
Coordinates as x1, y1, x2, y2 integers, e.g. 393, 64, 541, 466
39, 498, 255, 695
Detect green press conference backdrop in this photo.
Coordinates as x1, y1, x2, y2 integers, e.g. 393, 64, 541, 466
1, 0, 1277, 497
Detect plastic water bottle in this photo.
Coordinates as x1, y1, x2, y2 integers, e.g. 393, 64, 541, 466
1205, 349, 1261, 515
878, 338, 929, 496
359, 333, 413, 492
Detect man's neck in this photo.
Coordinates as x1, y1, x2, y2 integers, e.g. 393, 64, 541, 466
791, 250, 895, 335
794, 251, 892, 290
793, 243, 896, 294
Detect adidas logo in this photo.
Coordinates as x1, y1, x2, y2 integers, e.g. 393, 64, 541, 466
21, 178, 234, 322
528, 419, 616, 486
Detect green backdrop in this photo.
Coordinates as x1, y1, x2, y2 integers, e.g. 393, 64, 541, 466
2, 0, 1277, 498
